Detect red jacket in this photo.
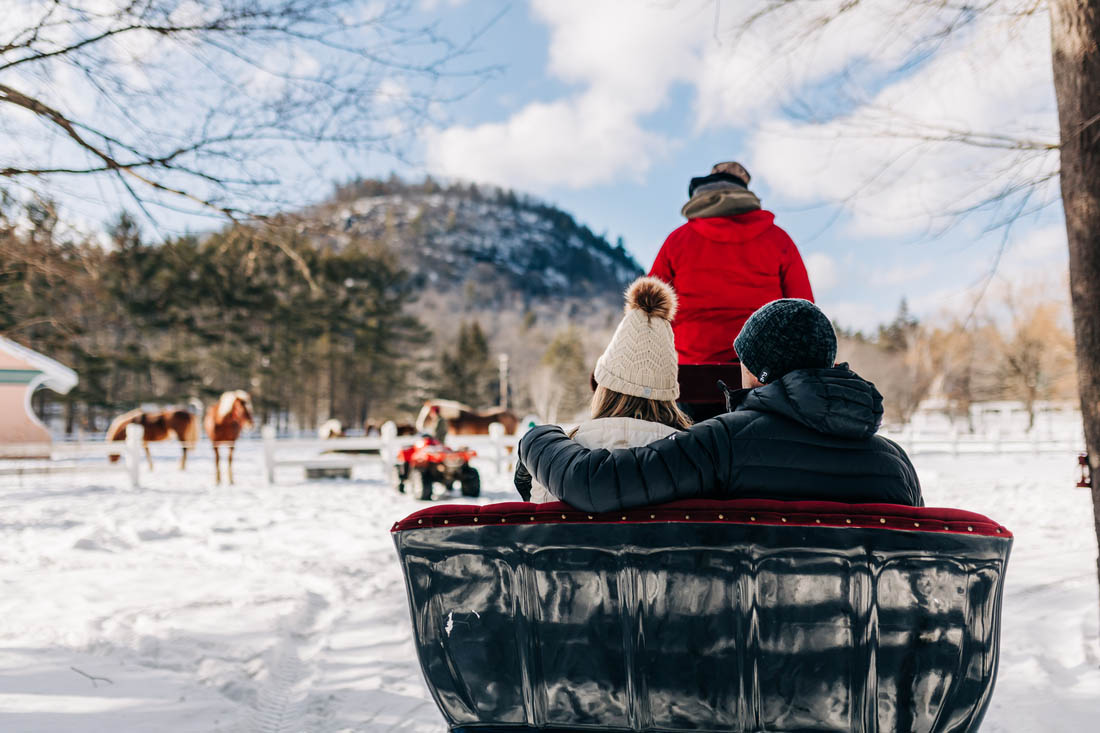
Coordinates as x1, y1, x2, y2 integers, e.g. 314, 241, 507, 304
649, 210, 813, 364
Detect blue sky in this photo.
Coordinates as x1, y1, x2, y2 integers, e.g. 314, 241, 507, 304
393, 1, 1067, 331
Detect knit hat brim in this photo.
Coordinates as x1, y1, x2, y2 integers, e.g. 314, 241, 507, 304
594, 356, 679, 401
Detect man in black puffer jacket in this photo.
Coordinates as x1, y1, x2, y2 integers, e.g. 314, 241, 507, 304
517, 299, 922, 511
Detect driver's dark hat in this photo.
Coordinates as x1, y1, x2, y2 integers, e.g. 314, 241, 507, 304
688, 161, 752, 197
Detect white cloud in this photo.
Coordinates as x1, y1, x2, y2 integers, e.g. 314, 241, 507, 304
425, 0, 709, 189
803, 252, 839, 293
427, 0, 1057, 211
424, 94, 667, 188
427, 0, 904, 189
750, 11, 1059, 237
244, 46, 322, 100
693, 1, 937, 129
420, 0, 466, 9
1000, 224, 1068, 270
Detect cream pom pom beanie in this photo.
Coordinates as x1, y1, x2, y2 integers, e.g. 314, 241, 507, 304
593, 277, 680, 401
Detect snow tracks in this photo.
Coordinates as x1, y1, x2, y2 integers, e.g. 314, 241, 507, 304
249, 589, 338, 733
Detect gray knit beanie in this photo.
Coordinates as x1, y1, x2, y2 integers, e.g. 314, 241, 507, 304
734, 299, 837, 384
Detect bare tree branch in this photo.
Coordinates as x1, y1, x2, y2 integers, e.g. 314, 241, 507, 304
0, 0, 500, 243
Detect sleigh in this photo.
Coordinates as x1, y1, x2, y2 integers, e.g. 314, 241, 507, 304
392, 498, 1012, 733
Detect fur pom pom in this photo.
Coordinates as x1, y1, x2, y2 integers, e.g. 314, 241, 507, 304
624, 277, 677, 321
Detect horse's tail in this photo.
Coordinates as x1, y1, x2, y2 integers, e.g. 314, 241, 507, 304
105, 409, 140, 462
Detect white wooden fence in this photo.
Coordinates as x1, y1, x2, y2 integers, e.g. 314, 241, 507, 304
0, 421, 1083, 490
880, 426, 1086, 456
260, 421, 522, 484
0, 423, 144, 488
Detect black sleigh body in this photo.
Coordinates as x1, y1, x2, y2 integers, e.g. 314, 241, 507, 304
391, 498, 1012, 733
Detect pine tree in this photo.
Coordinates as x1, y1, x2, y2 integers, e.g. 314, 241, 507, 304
540, 327, 591, 420
439, 321, 492, 407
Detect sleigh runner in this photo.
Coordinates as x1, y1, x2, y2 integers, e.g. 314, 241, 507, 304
392, 498, 1012, 733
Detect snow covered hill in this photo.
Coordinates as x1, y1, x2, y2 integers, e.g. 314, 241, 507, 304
314, 179, 644, 309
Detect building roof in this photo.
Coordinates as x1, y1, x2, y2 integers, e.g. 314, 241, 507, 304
0, 336, 78, 394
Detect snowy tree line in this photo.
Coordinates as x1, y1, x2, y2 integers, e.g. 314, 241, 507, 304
0, 193, 606, 432
2, 193, 1074, 435
1, 197, 431, 433
839, 295, 1077, 430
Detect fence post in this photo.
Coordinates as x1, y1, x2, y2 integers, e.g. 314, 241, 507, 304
261, 425, 276, 485
125, 423, 143, 489
380, 421, 397, 466
489, 422, 504, 475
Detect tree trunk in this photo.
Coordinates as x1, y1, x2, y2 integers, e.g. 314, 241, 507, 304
1050, 0, 1100, 628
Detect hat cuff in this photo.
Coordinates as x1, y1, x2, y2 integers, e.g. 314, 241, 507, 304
594, 361, 680, 401
733, 334, 759, 380
688, 171, 748, 197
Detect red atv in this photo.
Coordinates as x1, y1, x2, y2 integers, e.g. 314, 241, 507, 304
393, 436, 480, 501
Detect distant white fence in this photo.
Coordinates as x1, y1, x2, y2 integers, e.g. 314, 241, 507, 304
3, 418, 1079, 491
879, 426, 1086, 456
0, 424, 144, 488
260, 421, 522, 484
0, 422, 525, 489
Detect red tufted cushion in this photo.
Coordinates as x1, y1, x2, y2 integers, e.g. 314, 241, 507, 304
391, 498, 1010, 538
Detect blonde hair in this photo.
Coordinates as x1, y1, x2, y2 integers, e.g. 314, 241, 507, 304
587, 384, 693, 430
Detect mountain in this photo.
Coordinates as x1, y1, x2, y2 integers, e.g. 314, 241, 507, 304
315, 177, 644, 310
305, 177, 648, 417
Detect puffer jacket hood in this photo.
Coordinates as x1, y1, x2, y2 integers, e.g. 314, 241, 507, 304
686, 210, 776, 243
738, 364, 883, 439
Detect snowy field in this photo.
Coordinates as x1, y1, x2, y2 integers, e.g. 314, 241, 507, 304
0, 443, 1097, 732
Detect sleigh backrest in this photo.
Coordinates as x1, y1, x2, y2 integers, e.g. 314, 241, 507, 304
392, 499, 1012, 733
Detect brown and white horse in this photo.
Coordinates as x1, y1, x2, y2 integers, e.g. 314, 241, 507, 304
106, 408, 200, 470
416, 400, 520, 436
204, 390, 254, 484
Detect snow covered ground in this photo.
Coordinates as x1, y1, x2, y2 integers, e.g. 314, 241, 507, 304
0, 443, 1097, 731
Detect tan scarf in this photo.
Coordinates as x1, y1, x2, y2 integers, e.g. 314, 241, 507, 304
681, 184, 761, 219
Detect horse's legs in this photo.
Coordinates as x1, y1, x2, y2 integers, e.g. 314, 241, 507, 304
227, 445, 235, 484
145, 444, 154, 471
213, 446, 222, 484
180, 445, 188, 471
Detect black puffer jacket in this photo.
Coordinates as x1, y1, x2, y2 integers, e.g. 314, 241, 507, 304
518, 365, 922, 511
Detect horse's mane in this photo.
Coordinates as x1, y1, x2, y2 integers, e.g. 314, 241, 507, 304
215, 390, 251, 423
432, 399, 469, 418
105, 408, 144, 441
416, 399, 471, 430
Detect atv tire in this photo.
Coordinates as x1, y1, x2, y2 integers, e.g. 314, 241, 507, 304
411, 469, 434, 501
393, 464, 406, 494
460, 467, 481, 498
